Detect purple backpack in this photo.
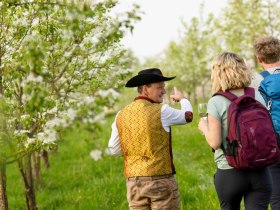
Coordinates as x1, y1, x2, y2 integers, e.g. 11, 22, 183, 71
214, 87, 280, 170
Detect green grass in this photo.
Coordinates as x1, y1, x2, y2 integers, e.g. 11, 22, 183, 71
6, 112, 222, 209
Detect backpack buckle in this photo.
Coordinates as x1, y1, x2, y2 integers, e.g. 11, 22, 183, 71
268, 99, 272, 111
225, 139, 238, 156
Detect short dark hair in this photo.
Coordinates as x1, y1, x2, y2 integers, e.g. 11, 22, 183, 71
254, 35, 280, 64
137, 84, 151, 93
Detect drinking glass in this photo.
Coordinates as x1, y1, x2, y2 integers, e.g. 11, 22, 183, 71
198, 103, 208, 118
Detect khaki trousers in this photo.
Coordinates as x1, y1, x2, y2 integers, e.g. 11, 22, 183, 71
126, 174, 180, 210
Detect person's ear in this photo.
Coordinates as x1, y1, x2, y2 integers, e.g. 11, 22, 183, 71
257, 56, 263, 63
142, 85, 149, 96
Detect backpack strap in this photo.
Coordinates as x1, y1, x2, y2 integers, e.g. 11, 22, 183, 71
260, 70, 270, 78
213, 87, 255, 101
244, 87, 255, 98
213, 90, 237, 102
211, 91, 237, 153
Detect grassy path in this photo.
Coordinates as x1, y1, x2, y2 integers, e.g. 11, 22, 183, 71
7, 114, 221, 209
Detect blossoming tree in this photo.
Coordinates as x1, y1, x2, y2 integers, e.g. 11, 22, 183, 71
0, 0, 140, 209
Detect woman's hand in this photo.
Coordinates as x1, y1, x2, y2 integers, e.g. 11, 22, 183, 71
198, 117, 208, 135
198, 114, 222, 150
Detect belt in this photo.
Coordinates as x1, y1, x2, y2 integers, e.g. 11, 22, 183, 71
127, 174, 174, 181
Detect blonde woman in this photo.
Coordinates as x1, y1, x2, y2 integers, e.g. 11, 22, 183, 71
198, 52, 272, 210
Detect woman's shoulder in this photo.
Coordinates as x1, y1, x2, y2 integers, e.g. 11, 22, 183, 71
208, 94, 230, 113
209, 93, 230, 104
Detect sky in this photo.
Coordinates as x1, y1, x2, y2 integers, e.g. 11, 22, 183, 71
112, 0, 228, 62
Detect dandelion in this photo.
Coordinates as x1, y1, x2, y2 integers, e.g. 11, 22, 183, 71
90, 149, 102, 161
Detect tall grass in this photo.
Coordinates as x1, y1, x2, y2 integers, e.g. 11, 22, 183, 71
7, 109, 222, 209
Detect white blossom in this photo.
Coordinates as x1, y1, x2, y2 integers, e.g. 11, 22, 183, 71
74, 71, 82, 76
66, 108, 77, 121
20, 114, 30, 120
26, 74, 43, 83
92, 113, 105, 123
37, 129, 57, 144
14, 129, 30, 135
46, 117, 62, 128
32, 18, 39, 27
25, 138, 36, 147
45, 117, 68, 129
90, 149, 102, 161
83, 96, 95, 104
98, 88, 120, 99
47, 106, 58, 115
21, 93, 32, 102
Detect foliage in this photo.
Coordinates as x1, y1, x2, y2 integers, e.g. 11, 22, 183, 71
0, 0, 140, 166
215, 0, 266, 67
161, 14, 218, 103
0, 98, 14, 165
7, 111, 221, 210
142, 0, 280, 102
0, 0, 141, 208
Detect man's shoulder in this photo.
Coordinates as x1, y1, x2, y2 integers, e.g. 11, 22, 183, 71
250, 71, 264, 89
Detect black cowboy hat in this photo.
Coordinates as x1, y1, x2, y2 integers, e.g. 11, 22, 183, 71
125, 68, 176, 87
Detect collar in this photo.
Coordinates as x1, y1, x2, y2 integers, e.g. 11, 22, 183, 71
266, 67, 280, 74
134, 96, 158, 103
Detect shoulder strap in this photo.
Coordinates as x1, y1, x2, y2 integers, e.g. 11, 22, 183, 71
213, 87, 255, 101
213, 90, 237, 102
244, 87, 255, 98
260, 70, 270, 78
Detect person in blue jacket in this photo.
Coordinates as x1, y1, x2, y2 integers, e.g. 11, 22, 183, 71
250, 35, 280, 210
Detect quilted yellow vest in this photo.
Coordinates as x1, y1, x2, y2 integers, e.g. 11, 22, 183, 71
116, 97, 175, 177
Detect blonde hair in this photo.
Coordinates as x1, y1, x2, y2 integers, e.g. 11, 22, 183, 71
253, 35, 280, 64
211, 52, 252, 93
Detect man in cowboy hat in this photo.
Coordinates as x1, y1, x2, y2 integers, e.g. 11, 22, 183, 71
108, 68, 193, 210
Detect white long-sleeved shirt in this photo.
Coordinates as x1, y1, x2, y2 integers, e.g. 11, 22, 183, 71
108, 98, 193, 156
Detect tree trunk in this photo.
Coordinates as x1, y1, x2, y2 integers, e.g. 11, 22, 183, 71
18, 154, 38, 210
193, 83, 198, 105
32, 149, 50, 185
32, 152, 41, 184
0, 164, 8, 210
201, 83, 206, 102
42, 150, 49, 168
